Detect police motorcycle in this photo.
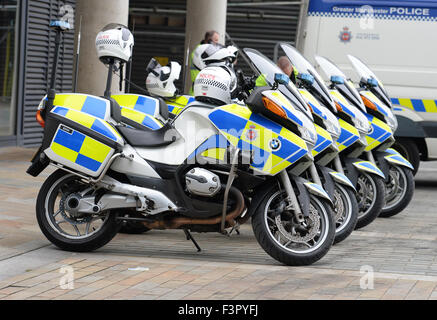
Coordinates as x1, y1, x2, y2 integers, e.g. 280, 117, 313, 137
241, 48, 359, 244
315, 55, 414, 218
27, 22, 336, 266
139, 47, 355, 244
278, 44, 387, 230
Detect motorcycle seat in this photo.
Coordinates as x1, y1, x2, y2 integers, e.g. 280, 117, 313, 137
117, 122, 181, 147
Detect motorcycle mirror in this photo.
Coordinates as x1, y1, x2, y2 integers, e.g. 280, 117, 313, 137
274, 73, 289, 85
297, 73, 314, 85
330, 75, 344, 85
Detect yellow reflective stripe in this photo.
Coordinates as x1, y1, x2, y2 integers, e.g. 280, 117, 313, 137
265, 154, 291, 175
338, 118, 359, 136
121, 107, 146, 123
397, 98, 414, 110
173, 95, 189, 106
51, 142, 78, 162
79, 137, 111, 163
220, 104, 252, 120
315, 124, 332, 142
279, 127, 308, 150
299, 89, 322, 108
423, 100, 437, 113
65, 109, 95, 128
53, 94, 87, 112
329, 90, 349, 105
112, 95, 139, 109
270, 91, 295, 110
221, 132, 239, 146
201, 148, 226, 160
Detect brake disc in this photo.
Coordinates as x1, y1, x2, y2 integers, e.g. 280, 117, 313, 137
275, 205, 320, 243
333, 189, 344, 221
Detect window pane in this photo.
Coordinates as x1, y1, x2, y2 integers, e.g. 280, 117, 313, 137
0, 0, 17, 136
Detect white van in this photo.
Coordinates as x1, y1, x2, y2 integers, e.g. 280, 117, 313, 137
294, 0, 437, 174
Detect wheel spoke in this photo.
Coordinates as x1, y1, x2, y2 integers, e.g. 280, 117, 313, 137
85, 221, 91, 235
73, 224, 81, 236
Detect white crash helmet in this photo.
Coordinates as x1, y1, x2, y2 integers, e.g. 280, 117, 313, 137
145, 59, 181, 98
95, 23, 134, 63
194, 65, 236, 105
192, 43, 237, 71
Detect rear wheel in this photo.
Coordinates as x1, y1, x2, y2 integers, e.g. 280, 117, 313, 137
380, 164, 414, 217
36, 169, 121, 252
333, 184, 358, 244
252, 188, 335, 266
354, 173, 385, 229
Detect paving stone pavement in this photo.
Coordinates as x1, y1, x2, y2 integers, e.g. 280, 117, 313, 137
0, 147, 437, 300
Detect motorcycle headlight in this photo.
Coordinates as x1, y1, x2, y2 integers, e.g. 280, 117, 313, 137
353, 115, 371, 134
324, 118, 341, 139
385, 111, 398, 132
298, 124, 317, 145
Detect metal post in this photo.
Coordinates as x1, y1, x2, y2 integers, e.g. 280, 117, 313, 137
46, 30, 62, 113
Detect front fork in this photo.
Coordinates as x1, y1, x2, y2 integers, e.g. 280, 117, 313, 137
279, 170, 305, 223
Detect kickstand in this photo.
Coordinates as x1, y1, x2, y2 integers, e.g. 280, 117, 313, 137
183, 229, 201, 252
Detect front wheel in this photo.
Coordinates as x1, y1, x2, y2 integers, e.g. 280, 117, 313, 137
354, 173, 385, 229
252, 188, 335, 266
36, 169, 121, 252
332, 184, 358, 245
379, 165, 414, 218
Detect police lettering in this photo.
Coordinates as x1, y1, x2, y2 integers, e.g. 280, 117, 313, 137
389, 7, 430, 16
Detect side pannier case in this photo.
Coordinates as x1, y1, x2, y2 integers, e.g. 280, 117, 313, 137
41, 93, 124, 177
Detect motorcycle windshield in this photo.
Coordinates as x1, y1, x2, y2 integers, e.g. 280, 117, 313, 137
278, 43, 336, 114
243, 48, 313, 121
315, 55, 366, 113
347, 54, 392, 108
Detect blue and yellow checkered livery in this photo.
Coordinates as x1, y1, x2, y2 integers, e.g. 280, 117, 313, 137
112, 94, 160, 116
336, 119, 360, 152
312, 125, 333, 157
53, 94, 111, 120
208, 104, 308, 175
45, 94, 125, 177
119, 107, 163, 130
112, 94, 164, 130
187, 134, 230, 162
47, 124, 115, 176
165, 95, 195, 116
364, 114, 392, 152
391, 98, 437, 113
51, 106, 123, 144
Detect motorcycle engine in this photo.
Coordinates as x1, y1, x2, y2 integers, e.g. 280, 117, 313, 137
185, 168, 221, 197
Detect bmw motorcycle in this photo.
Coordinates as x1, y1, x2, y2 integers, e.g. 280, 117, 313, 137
315, 55, 414, 218
241, 48, 359, 243
278, 43, 387, 229
28, 21, 336, 266
133, 49, 359, 244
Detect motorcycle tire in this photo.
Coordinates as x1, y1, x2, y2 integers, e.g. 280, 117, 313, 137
380, 164, 414, 218
251, 188, 335, 266
333, 184, 358, 245
36, 169, 121, 252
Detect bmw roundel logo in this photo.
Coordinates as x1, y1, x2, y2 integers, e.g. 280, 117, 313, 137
269, 138, 281, 151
